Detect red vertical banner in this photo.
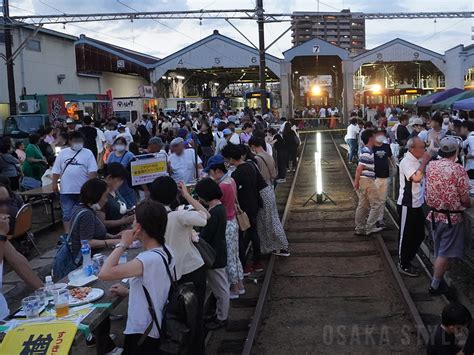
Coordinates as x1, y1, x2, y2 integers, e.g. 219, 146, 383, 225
98, 92, 113, 120
47, 94, 67, 127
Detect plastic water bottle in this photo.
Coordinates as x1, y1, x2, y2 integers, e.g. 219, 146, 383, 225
44, 275, 55, 312
81, 240, 93, 277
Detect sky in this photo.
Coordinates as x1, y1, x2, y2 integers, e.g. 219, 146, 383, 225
6, 0, 474, 59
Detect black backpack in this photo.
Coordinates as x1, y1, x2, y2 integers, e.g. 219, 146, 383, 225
139, 246, 198, 354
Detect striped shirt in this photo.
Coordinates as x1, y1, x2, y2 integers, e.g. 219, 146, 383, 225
358, 146, 375, 179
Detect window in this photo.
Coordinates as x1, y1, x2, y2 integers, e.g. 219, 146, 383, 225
26, 39, 41, 52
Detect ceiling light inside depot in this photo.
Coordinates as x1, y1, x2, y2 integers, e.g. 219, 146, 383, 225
372, 84, 382, 93
311, 85, 322, 96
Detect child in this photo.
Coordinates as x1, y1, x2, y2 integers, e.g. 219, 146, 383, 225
427, 302, 472, 355
41, 155, 56, 186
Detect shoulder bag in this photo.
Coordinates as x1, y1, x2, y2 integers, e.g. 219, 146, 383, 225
51, 209, 89, 280
235, 195, 250, 231
193, 237, 216, 268
139, 248, 197, 354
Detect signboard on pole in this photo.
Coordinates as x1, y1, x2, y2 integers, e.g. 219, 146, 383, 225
130, 154, 168, 186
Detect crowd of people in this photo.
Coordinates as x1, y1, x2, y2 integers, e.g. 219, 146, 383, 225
0, 108, 299, 354
351, 108, 474, 291
351, 107, 474, 354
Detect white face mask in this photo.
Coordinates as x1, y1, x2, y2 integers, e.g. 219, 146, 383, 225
91, 203, 101, 211
375, 135, 385, 143
114, 145, 126, 152
71, 143, 83, 151
443, 118, 450, 124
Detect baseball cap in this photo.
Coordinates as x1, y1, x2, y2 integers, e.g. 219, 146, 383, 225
439, 136, 459, 154
223, 128, 232, 136
170, 137, 184, 146
408, 117, 423, 126
204, 154, 225, 173
148, 137, 163, 146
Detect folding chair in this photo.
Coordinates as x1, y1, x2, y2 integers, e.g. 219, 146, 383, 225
7, 203, 41, 256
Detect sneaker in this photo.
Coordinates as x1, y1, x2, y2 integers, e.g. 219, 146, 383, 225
276, 178, 287, 183
206, 318, 228, 330
428, 282, 450, 296
252, 262, 264, 272
273, 249, 291, 257
243, 266, 253, 276
398, 263, 420, 277
106, 348, 123, 355
366, 226, 384, 235
354, 229, 366, 236
229, 292, 240, 299
238, 288, 246, 295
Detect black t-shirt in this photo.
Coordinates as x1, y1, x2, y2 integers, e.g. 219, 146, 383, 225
232, 162, 263, 216
427, 325, 460, 355
396, 124, 410, 146
373, 143, 392, 178
79, 126, 98, 154
199, 204, 227, 269
197, 131, 214, 148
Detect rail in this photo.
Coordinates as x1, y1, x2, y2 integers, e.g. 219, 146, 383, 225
241, 134, 308, 355
330, 132, 431, 344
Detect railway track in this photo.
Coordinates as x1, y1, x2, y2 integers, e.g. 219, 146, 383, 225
207, 131, 469, 354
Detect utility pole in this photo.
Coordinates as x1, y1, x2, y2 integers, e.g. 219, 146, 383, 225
3, 0, 17, 115
256, 0, 267, 114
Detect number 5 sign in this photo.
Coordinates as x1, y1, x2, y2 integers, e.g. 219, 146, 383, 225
312, 45, 320, 53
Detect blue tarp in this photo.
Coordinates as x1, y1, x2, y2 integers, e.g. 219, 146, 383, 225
416, 88, 465, 108
452, 97, 474, 111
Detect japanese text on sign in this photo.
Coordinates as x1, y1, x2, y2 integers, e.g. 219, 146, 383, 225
130, 155, 167, 186
0, 321, 77, 355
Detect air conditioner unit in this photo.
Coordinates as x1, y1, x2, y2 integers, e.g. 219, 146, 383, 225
18, 100, 40, 114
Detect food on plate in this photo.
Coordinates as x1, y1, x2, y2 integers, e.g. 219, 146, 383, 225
69, 287, 92, 300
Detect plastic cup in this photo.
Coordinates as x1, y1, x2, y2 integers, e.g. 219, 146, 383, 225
34, 288, 46, 306
53, 289, 69, 318
22, 296, 41, 319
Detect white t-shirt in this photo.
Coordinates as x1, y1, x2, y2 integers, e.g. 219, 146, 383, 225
397, 151, 424, 208
319, 107, 327, 118
464, 132, 474, 171
104, 130, 119, 146
0, 261, 9, 320
165, 209, 206, 279
95, 128, 106, 154
229, 133, 240, 145
346, 124, 360, 140
265, 142, 273, 156
125, 247, 175, 338
52, 147, 98, 194
169, 149, 202, 184
215, 137, 228, 155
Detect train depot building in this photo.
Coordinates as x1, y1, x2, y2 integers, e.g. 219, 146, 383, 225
2, 23, 474, 124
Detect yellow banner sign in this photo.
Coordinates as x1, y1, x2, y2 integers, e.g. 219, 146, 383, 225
130, 155, 168, 186
0, 321, 77, 355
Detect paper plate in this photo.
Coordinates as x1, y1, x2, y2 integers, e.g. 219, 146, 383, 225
67, 275, 98, 287
68, 288, 104, 307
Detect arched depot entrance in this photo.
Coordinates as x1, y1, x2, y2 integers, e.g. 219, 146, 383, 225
352, 38, 446, 116
281, 38, 351, 119
151, 30, 281, 114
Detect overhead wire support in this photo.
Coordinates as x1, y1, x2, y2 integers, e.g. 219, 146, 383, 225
10, 9, 258, 24
9, 11, 474, 25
